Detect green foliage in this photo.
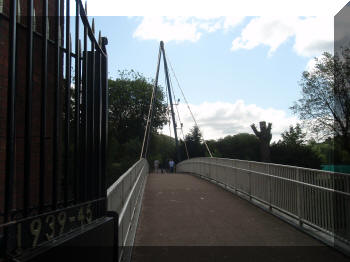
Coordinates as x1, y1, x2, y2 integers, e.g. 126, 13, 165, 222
280, 124, 306, 146
270, 143, 321, 169
270, 124, 321, 169
309, 137, 350, 165
215, 133, 260, 161
108, 70, 168, 141
291, 51, 350, 153
179, 126, 206, 159
308, 138, 333, 165
203, 133, 260, 161
106, 70, 168, 186
148, 134, 176, 169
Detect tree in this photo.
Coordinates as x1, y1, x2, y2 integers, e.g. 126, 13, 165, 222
270, 124, 321, 169
108, 70, 168, 142
213, 133, 260, 161
181, 126, 206, 158
270, 142, 321, 169
251, 121, 272, 162
106, 70, 168, 185
291, 51, 350, 153
280, 124, 306, 146
147, 133, 176, 170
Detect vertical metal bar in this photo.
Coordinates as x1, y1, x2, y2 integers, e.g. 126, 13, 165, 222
318, 175, 323, 228
92, 33, 96, 199
296, 168, 303, 226
64, 1, 71, 206
94, 51, 101, 198
268, 164, 272, 210
310, 172, 315, 225
324, 174, 329, 231
4, 0, 17, 222
24, 0, 34, 217
39, 0, 49, 213
82, 19, 88, 202
98, 50, 102, 198
88, 32, 96, 200
101, 43, 108, 200
307, 172, 312, 223
74, 1, 80, 202
52, 0, 61, 210
248, 163, 252, 201
234, 161, 237, 192
98, 50, 103, 198
326, 173, 332, 232
86, 52, 92, 201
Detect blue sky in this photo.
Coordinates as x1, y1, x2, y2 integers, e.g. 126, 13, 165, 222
76, 0, 347, 141
98, 17, 308, 109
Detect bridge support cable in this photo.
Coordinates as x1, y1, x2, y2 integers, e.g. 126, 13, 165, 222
163, 70, 189, 159
160, 41, 181, 162
168, 71, 190, 159
165, 54, 213, 157
140, 45, 162, 159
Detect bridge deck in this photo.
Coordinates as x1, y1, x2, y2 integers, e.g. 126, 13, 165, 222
132, 173, 348, 261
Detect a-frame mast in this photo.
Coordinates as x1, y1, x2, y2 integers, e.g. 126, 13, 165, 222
143, 41, 181, 163
161, 41, 181, 163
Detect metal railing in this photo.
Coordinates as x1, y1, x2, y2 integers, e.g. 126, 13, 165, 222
177, 157, 350, 254
1, 0, 109, 259
107, 158, 149, 262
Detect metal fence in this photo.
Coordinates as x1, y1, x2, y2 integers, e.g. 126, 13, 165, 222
177, 157, 350, 253
107, 158, 149, 262
0, 0, 108, 259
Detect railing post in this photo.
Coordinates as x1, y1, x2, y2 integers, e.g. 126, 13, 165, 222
268, 164, 272, 211
248, 162, 252, 201
234, 160, 238, 192
296, 168, 303, 227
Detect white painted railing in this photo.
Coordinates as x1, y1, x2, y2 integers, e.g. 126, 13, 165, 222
107, 158, 149, 262
177, 157, 350, 254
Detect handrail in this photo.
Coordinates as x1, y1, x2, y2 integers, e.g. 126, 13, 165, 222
107, 158, 149, 262
107, 160, 142, 196
177, 157, 350, 255
200, 161, 350, 197
202, 156, 350, 177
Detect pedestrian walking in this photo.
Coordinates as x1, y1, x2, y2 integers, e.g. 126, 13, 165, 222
169, 159, 175, 173
154, 159, 160, 173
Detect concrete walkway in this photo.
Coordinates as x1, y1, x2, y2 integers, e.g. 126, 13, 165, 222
132, 173, 349, 262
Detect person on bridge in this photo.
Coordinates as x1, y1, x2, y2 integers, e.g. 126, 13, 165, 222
169, 159, 175, 173
154, 159, 160, 173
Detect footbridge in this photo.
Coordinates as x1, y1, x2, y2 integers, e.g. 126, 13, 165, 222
1, 1, 350, 261
107, 157, 350, 262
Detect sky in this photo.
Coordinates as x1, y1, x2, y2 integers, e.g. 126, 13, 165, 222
74, 0, 349, 142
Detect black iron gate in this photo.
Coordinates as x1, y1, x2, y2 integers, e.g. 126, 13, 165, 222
0, 0, 111, 260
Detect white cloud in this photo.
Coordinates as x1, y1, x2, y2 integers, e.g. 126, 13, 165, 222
133, 15, 334, 58
133, 17, 202, 43
133, 16, 245, 43
231, 16, 333, 57
293, 17, 333, 57
231, 17, 297, 55
223, 16, 246, 30
160, 100, 299, 142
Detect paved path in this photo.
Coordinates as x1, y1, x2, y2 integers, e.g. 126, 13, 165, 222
132, 173, 349, 262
